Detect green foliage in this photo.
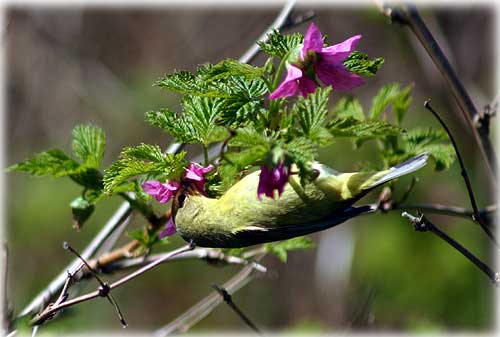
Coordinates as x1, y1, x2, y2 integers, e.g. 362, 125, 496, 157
201, 59, 266, 81
331, 83, 454, 172
369, 83, 413, 124
217, 77, 268, 127
327, 117, 403, 139
258, 30, 303, 58
8, 124, 107, 188
332, 97, 365, 121
146, 97, 227, 146
103, 145, 187, 194
70, 196, 95, 229
292, 87, 333, 144
343, 51, 384, 77
265, 236, 315, 262
281, 137, 318, 184
8, 149, 80, 178
72, 125, 106, 169
383, 128, 456, 171
155, 69, 220, 97
129, 225, 166, 254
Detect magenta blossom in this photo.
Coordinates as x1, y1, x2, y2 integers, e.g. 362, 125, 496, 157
159, 217, 177, 238
141, 180, 180, 203
184, 162, 214, 193
257, 161, 291, 200
270, 23, 364, 100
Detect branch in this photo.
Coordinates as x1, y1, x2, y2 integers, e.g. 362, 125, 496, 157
31, 244, 195, 326
17, 201, 133, 318
402, 212, 498, 285
393, 203, 497, 225
101, 248, 267, 274
240, 0, 300, 64
212, 284, 261, 335
154, 254, 266, 336
424, 100, 497, 245
375, 1, 497, 182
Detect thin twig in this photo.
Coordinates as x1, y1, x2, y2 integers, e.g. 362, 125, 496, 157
102, 248, 267, 274
376, 1, 497, 181
393, 203, 497, 224
212, 284, 261, 335
424, 100, 497, 245
18, 202, 133, 318
63, 242, 127, 327
154, 254, 266, 337
402, 212, 498, 285
30, 244, 195, 326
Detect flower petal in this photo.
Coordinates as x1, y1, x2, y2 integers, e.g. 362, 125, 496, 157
142, 180, 180, 204
298, 75, 317, 96
301, 22, 323, 59
159, 217, 177, 238
141, 180, 163, 195
316, 62, 365, 90
165, 180, 181, 191
257, 162, 291, 200
269, 65, 303, 100
320, 34, 362, 64
257, 165, 275, 200
184, 163, 213, 194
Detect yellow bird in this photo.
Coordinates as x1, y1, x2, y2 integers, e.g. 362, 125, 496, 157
174, 153, 428, 248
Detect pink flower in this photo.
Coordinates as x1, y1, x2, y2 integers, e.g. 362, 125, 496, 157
270, 23, 364, 100
257, 161, 290, 200
141, 180, 180, 203
159, 217, 177, 238
184, 162, 214, 193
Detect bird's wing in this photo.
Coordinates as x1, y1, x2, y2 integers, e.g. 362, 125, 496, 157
227, 204, 376, 247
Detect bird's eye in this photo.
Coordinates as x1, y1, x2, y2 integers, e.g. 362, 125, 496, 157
178, 194, 186, 208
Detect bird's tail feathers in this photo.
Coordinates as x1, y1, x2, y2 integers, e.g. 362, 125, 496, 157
369, 152, 429, 189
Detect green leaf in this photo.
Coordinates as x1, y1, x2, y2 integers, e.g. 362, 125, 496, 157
229, 126, 270, 149
218, 77, 268, 127
8, 149, 80, 178
424, 144, 456, 171
72, 124, 106, 169
327, 117, 403, 139
258, 30, 303, 58
103, 145, 186, 193
202, 59, 265, 82
146, 96, 228, 145
343, 51, 384, 77
292, 87, 331, 143
128, 226, 164, 252
182, 95, 227, 145
369, 83, 413, 122
381, 128, 456, 171
146, 108, 199, 144
405, 127, 448, 147
265, 236, 314, 262
399, 128, 455, 171
282, 137, 318, 184
155, 70, 222, 97
70, 167, 103, 190
332, 97, 365, 121
70, 196, 95, 230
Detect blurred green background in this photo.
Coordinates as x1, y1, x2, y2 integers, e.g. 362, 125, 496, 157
5, 3, 496, 334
